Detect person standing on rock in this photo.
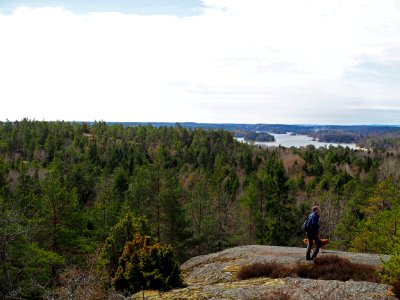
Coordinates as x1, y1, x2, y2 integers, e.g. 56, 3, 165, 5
306, 205, 322, 260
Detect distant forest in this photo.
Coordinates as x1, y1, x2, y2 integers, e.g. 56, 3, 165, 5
1, 119, 400, 298
237, 131, 275, 142
105, 122, 400, 144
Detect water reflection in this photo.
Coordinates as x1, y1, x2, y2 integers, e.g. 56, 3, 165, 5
236, 133, 357, 149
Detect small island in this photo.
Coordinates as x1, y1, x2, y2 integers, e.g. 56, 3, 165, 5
244, 131, 275, 142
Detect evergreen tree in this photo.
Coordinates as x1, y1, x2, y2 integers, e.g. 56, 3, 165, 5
112, 233, 184, 294
99, 213, 148, 277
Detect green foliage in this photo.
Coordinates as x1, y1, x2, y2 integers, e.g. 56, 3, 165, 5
0, 167, 65, 297
302, 145, 323, 176
243, 131, 275, 142
351, 208, 400, 254
379, 243, 400, 285
239, 174, 262, 244
348, 179, 400, 253
99, 213, 148, 277
91, 176, 120, 240
40, 164, 88, 266
113, 167, 129, 197
13, 243, 65, 297
241, 153, 298, 246
0, 120, 399, 296
112, 234, 184, 294
183, 172, 216, 255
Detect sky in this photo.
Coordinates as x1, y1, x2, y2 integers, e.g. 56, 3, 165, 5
1, 0, 400, 125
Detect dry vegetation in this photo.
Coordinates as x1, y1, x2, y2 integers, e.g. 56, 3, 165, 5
238, 262, 294, 280
237, 255, 380, 283
392, 280, 400, 298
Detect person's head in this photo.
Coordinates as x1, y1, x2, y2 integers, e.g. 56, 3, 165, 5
312, 205, 321, 215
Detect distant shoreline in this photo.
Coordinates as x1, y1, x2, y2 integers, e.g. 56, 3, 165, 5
235, 133, 358, 149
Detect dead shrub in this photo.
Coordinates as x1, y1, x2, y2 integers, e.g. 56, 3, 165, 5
239, 255, 379, 283
237, 262, 292, 280
294, 263, 318, 280
296, 255, 379, 282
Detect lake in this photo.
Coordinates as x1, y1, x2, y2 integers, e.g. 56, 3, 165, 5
236, 133, 357, 149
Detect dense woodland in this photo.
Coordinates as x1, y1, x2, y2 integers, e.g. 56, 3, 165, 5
120, 122, 400, 144
1, 119, 400, 298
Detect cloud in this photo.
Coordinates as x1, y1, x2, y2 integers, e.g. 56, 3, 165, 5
0, 0, 204, 16
1, 1, 400, 124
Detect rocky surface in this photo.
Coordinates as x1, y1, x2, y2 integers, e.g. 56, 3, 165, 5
133, 245, 396, 300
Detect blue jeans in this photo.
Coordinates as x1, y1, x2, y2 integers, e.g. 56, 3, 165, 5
306, 232, 321, 260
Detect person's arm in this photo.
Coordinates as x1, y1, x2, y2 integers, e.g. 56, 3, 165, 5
311, 213, 320, 234
315, 214, 320, 238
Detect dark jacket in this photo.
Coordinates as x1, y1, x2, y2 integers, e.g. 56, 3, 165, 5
308, 212, 320, 235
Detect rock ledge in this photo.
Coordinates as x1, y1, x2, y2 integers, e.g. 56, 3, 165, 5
134, 245, 395, 300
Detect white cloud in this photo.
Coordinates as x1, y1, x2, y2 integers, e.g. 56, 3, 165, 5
1, 1, 400, 124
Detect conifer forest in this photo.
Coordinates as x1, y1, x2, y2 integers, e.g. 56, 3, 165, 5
1, 119, 400, 298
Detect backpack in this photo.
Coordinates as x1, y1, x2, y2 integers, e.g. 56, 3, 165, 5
303, 215, 313, 233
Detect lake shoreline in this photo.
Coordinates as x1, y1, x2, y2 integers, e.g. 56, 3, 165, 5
236, 133, 358, 149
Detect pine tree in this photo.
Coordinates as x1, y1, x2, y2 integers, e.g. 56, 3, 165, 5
99, 213, 148, 277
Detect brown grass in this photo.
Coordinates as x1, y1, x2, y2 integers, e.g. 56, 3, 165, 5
238, 255, 380, 283
296, 255, 380, 282
237, 262, 293, 280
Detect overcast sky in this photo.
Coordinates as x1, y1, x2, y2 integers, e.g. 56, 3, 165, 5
1, 0, 400, 124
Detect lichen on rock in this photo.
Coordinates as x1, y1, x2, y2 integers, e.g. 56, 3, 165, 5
133, 245, 395, 300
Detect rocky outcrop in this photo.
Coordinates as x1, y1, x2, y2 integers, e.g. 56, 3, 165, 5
133, 245, 396, 300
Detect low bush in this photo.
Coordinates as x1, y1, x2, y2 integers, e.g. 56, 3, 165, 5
296, 255, 379, 282
295, 263, 316, 279
237, 262, 293, 280
379, 244, 400, 297
112, 233, 184, 294
238, 255, 379, 283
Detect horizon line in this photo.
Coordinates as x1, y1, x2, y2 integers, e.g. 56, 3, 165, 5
1, 119, 400, 127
